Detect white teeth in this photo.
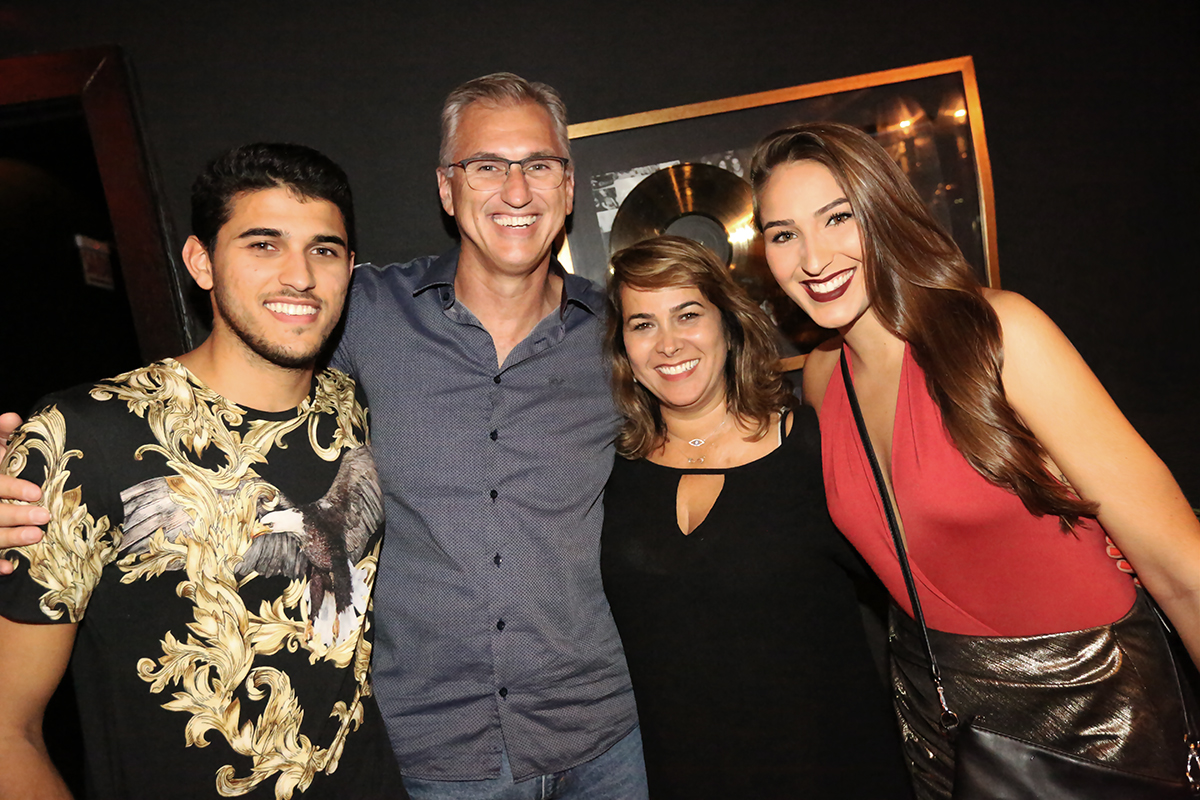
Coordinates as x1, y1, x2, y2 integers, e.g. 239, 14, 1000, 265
808, 270, 853, 294
265, 302, 317, 316
495, 215, 536, 227
657, 359, 699, 375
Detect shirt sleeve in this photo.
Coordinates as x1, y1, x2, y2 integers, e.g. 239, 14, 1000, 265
0, 399, 118, 624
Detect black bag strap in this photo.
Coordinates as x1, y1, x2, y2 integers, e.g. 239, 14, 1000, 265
839, 350, 959, 730
839, 347, 1200, 788
1150, 600, 1200, 789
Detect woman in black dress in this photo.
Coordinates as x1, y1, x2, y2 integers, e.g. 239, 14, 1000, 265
601, 235, 910, 798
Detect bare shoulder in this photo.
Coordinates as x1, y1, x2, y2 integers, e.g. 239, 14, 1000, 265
981, 288, 1097, 410
984, 287, 1080, 371
983, 286, 1041, 321
802, 337, 843, 415
982, 288, 1064, 349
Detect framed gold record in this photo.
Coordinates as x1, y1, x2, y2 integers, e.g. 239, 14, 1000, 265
559, 56, 998, 367
608, 163, 761, 272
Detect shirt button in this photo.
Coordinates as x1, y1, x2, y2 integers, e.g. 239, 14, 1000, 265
499, 687, 508, 698
490, 489, 498, 500
493, 553, 502, 566
490, 429, 498, 441
493, 375, 502, 384
496, 619, 505, 631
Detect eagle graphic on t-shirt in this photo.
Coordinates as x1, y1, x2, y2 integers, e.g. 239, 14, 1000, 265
117, 445, 382, 646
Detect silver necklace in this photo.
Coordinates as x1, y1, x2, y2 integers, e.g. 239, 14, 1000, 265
674, 413, 731, 464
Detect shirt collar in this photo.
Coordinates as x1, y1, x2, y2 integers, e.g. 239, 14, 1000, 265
416, 247, 603, 319
414, 249, 460, 309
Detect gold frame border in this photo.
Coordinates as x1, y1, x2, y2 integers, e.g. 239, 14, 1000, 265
566, 56, 1000, 291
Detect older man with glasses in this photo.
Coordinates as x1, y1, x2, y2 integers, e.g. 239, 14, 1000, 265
345, 71, 646, 800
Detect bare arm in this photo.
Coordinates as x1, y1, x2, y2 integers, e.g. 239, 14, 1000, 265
0, 413, 49, 575
0, 614, 77, 799
991, 290, 1200, 664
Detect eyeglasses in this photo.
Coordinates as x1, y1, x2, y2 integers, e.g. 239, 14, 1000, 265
446, 156, 570, 191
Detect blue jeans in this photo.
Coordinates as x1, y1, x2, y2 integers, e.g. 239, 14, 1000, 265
401, 726, 648, 800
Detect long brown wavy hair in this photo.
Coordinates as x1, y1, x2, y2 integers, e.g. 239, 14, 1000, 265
750, 122, 1095, 528
606, 235, 798, 460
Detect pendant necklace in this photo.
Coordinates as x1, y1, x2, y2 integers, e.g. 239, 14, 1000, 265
674, 412, 731, 464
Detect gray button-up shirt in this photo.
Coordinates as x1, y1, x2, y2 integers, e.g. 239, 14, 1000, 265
331, 251, 636, 781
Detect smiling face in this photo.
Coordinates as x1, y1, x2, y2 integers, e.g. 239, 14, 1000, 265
620, 283, 729, 415
757, 159, 869, 332
184, 186, 353, 370
437, 100, 574, 279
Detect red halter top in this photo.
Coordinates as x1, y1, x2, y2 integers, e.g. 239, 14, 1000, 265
821, 345, 1135, 636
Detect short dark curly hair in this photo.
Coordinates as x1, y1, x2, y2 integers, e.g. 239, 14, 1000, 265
190, 142, 356, 255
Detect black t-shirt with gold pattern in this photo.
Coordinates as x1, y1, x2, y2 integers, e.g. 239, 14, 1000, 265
0, 359, 404, 799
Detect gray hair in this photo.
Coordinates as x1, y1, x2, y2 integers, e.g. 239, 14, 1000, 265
439, 72, 571, 166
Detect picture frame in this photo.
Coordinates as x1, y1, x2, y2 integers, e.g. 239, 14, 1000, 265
561, 56, 998, 366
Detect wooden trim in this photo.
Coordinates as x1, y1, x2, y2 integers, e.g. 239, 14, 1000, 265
570, 57, 975, 138
959, 58, 1001, 288
0, 46, 189, 361
778, 354, 808, 373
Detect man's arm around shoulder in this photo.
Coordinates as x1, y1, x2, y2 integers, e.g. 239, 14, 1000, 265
0, 614, 77, 799
0, 413, 49, 571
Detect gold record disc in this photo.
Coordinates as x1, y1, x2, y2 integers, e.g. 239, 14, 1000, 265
608, 162, 763, 271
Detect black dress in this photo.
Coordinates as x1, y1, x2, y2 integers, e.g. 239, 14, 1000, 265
602, 407, 911, 798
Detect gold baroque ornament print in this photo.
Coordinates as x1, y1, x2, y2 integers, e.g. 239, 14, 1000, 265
0, 408, 119, 621
66, 360, 374, 799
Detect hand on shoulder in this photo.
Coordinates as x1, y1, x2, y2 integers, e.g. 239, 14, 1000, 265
0, 412, 48, 572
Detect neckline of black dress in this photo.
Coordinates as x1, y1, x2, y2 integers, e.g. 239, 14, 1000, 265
642, 410, 793, 475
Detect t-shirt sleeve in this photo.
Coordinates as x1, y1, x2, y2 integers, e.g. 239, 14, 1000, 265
0, 397, 118, 624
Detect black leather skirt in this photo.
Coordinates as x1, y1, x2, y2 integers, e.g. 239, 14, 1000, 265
888, 589, 1193, 800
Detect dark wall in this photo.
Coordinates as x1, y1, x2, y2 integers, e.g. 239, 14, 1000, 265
4, 1, 1197, 498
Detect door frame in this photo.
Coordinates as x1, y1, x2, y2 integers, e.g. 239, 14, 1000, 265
0, 46, 190, 361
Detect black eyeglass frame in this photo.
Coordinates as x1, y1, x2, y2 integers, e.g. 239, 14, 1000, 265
444, 155, 572, 189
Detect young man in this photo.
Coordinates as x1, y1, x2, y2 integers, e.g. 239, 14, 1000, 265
0, 143, 404, 799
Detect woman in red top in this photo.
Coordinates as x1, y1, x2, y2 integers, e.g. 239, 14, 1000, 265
750, 121, 1200, 799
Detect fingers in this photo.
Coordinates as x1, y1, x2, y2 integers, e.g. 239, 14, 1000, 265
0, 520, 47, 575
0, 505, 50, 532
0, 474, 48, 573
0, 507, 49, 547
0, 530, 40, 572
0, 474, 42, 504
0, 523, 47, 573
0, 419, 42, 575
0, 412, 23, 459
